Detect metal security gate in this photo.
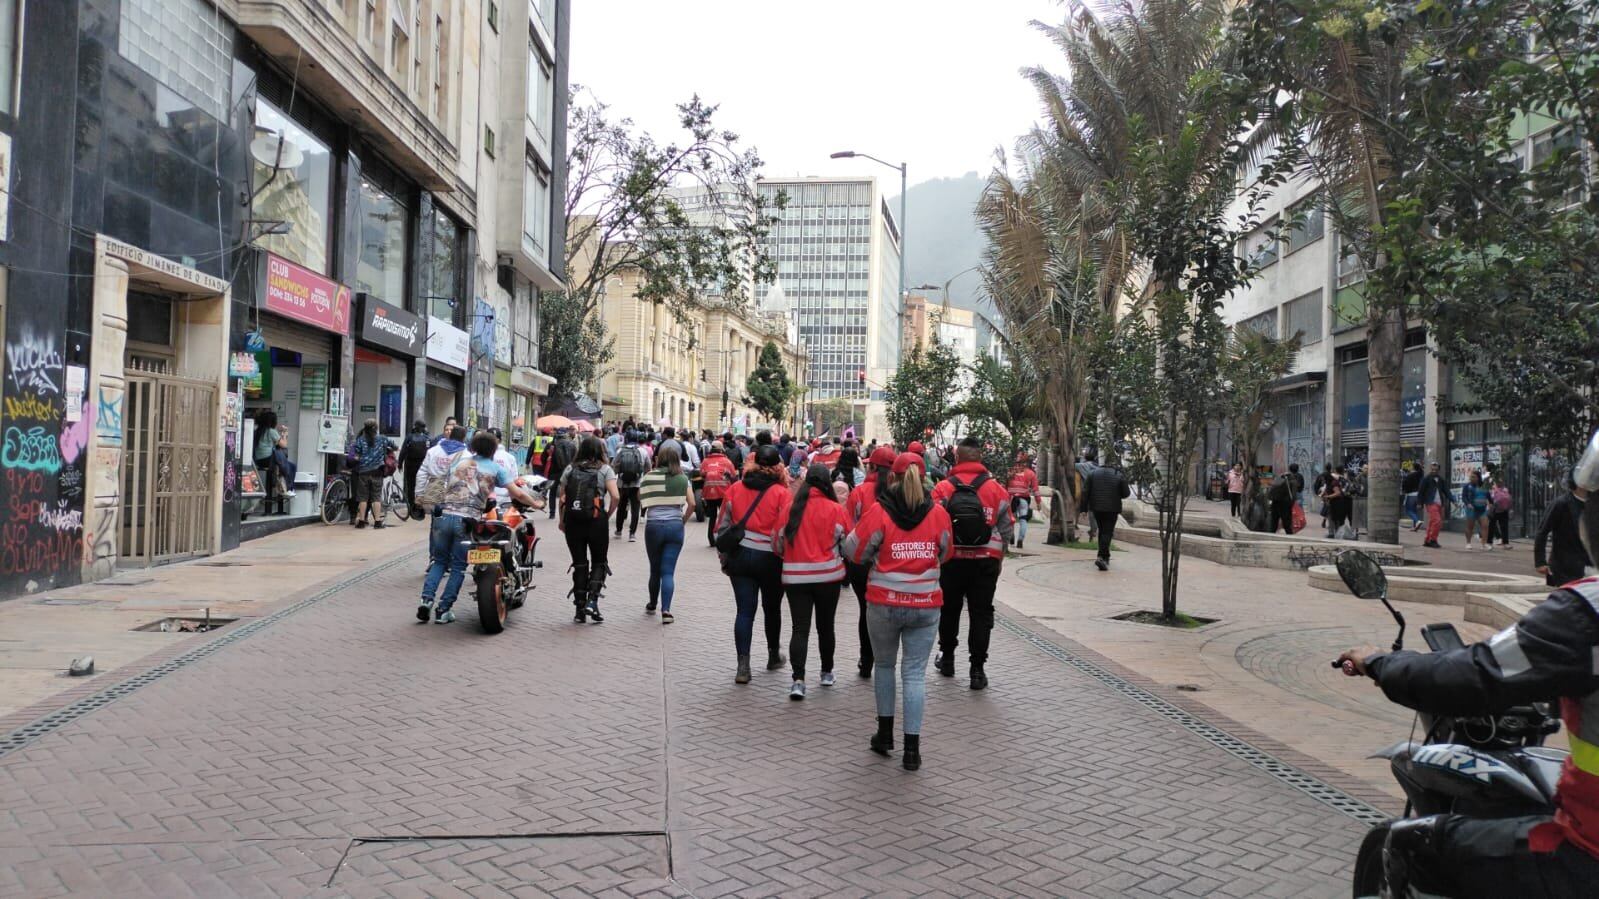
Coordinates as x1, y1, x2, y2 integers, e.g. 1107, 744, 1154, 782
122, 366, 218, 566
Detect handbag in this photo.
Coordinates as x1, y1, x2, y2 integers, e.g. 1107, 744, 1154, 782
714, 485, 772, 554
1290, 502, 1306, 534
415, 450, 465, 509
383, 449, 398, 477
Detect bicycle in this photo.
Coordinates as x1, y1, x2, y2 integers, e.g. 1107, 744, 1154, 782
382, 470, 410, 521
321, 471, 352, 525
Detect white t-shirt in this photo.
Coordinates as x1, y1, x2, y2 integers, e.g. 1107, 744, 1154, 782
492, 448, 522, 503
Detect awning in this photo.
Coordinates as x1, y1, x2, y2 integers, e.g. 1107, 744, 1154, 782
1267, 371, 1327, 393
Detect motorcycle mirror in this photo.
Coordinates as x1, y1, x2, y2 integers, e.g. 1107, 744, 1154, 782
1335, 549, 1388, 600
1337, 549, 1406, 652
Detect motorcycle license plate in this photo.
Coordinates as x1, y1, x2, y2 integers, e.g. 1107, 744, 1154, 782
467, 548, 500, 565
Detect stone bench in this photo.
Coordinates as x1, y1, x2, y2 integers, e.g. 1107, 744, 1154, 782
1307, 565, 1546, 608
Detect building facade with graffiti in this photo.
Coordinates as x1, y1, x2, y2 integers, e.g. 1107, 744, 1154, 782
0, 0, 569, 599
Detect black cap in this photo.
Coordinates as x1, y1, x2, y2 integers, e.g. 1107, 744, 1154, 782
754, 445, 782, 467
959, 436, 982, 450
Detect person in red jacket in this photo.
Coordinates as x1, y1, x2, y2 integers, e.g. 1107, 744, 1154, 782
774, 464, 850, 700
714, 445, 793, 684
698, 442, 737, 547
1006, 452, 1041, 549
930, 437, 1015, 690
844, 452, 953, 772
811, 438, 842, 472
845, 445, 899, 678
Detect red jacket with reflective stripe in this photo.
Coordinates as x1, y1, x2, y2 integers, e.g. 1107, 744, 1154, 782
699, 454, 737, 501
714, 479, 792, 555
1006, 467, 1040, 500
846, 473, 884, 526
773, 487, 849, 584
931, 462, 1016, 561
812, 449, 841, 471
844, 501, 953, 608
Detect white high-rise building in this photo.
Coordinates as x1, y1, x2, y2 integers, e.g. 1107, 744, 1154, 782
757, 177, 903, 418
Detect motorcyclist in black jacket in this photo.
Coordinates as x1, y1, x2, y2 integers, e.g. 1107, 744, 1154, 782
1336, 429, 1599, 897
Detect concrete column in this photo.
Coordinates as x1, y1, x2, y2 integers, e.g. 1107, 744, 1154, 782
82, 252, 129, 581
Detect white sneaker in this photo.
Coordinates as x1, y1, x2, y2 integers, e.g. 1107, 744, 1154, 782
789, 681, 806, 701
282, 490, 297, 497
820, 671, 835, 687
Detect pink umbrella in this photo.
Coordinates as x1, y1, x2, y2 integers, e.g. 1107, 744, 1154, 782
573, 419, 597, 433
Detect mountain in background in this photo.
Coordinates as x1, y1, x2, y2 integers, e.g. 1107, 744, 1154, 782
889, 172, 988, 314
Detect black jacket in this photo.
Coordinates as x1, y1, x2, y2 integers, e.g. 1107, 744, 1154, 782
1402, 469, 1422, 494
1536, 492, 1592, 581
1084, 465, 1130, 513
1368, 582, 1599, 716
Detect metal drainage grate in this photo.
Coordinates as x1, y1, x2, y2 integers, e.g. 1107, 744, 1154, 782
0, 550, 424, 759
997, 616, 1391, 827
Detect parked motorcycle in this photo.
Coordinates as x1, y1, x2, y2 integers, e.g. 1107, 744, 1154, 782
463, 474, 551, 634
1330, 549, 1565, 897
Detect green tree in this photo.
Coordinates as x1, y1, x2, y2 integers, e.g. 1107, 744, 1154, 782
884, 341, 962, 447
809, 399, 853, 437
549, 89, 782, 399
537, 289, 614, 405
958, 353, 1041, 475
743, 341, 794, 425
1223, 328, 1301, 527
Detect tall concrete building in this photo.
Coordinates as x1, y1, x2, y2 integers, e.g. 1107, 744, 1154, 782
757, 177, 902, 439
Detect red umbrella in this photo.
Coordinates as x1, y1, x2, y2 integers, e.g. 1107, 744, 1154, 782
573, 419, 597, 433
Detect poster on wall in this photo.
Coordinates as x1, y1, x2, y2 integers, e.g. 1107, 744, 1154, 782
300, 364, 328, 410
244, 350, 271, 400
380, 385, 403, 437
317, 414, 350, 455
221, 391, 243, 433
229, 352, 259, 378
327, 387, 347, 419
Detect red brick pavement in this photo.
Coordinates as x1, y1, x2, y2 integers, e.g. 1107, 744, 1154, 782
0, 530, 1370, 897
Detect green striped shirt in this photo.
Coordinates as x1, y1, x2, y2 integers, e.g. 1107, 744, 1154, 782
639, 469, 691, 509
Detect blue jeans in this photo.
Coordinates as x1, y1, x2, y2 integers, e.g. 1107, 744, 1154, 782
866, 603, 941, 735
728, 549, 783, 657
1011, 497, 1030, 545
1403, 492, 1420, 527
422, 515, 470, 610
645, 517, 685, 611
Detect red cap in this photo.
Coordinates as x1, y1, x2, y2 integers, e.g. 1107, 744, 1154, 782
892, 452, 924, 476
907, 441, 925, 455
810, 439, 821, 450
868, 446, 898, 468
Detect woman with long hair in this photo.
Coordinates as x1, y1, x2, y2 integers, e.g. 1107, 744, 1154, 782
832, 447, 864, 501
844, 453, 953, 771
714, 444, 792, 683
844, 445, 898, 678
775, 464, 850, 699
639, 445, 694, 623
556, 435, 620, 623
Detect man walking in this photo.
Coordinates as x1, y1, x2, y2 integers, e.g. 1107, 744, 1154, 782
1535, 474, 1591, 587
699, 441, 736, 546
613, 430, 647, 541
1084, 455, 1130, 570
1075, 448, 1099, 537
931, 437, 1014, 691
544, 428, 577, 519
430, 416, 459, 449
1418, 462, 1451, 549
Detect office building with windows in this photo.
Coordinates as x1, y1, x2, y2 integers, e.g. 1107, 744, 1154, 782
756, 177, 902, 437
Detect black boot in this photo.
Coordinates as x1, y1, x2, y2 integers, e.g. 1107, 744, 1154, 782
585, 567, 606, 623
870, 716, 895, 756
570, 565, 589, 622
902, 734, 921, 771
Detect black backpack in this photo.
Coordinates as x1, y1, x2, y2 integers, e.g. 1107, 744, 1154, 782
614, 446, 644, 484
943, 474, 993, 547
565, 466, 605, 518
550, 438, 576, 476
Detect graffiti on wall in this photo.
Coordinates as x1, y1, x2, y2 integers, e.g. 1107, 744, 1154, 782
96, 387, 124, 445
0, 326, 83, 588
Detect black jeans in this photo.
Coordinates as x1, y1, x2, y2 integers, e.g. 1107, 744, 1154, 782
702, 498, 722, 546
403, 461, 423, 513
846, 561, 871, 667
564, 512, 610, 578
1093, 511, 1119, 560
1227, 491, 1242, 516
786, 582, 841, 680
727, 549, 784, 658
1488, 509, 1511, 545
1269, 502, 1293, 534
938, 558, 1000, 667
615, 487, 641, 535
1406, 815, 1599, 898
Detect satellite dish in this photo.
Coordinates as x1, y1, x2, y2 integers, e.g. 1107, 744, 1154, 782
249, 130, 304, 170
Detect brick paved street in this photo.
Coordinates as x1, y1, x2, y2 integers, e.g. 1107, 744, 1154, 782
0, 525, 1376, 897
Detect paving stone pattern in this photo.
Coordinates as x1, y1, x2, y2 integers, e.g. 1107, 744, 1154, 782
0, 533, 1366, 897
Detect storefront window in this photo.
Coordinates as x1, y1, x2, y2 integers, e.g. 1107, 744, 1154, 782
356, 179, 408, 306
429, 210, 462, 321
253, 100, 333, 273
1402, 346, 1427, 425
1340, 357, 1369, 430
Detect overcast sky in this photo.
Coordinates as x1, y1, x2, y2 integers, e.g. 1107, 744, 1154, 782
568, 0, 1067, 189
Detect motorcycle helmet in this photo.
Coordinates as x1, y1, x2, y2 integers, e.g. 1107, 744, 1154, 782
1575, 428, 1599, 568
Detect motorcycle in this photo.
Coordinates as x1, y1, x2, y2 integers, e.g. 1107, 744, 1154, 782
1331, 549, 1565, 898
462, 474, 551, 634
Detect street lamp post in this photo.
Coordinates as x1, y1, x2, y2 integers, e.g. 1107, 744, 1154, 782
830, 149, 908, 381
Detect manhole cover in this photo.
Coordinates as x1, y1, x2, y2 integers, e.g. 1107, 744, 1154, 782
330, 834, 670, 891
96, 577, 155, 587
195, 561, 251, 568
134, 613, 238, 633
